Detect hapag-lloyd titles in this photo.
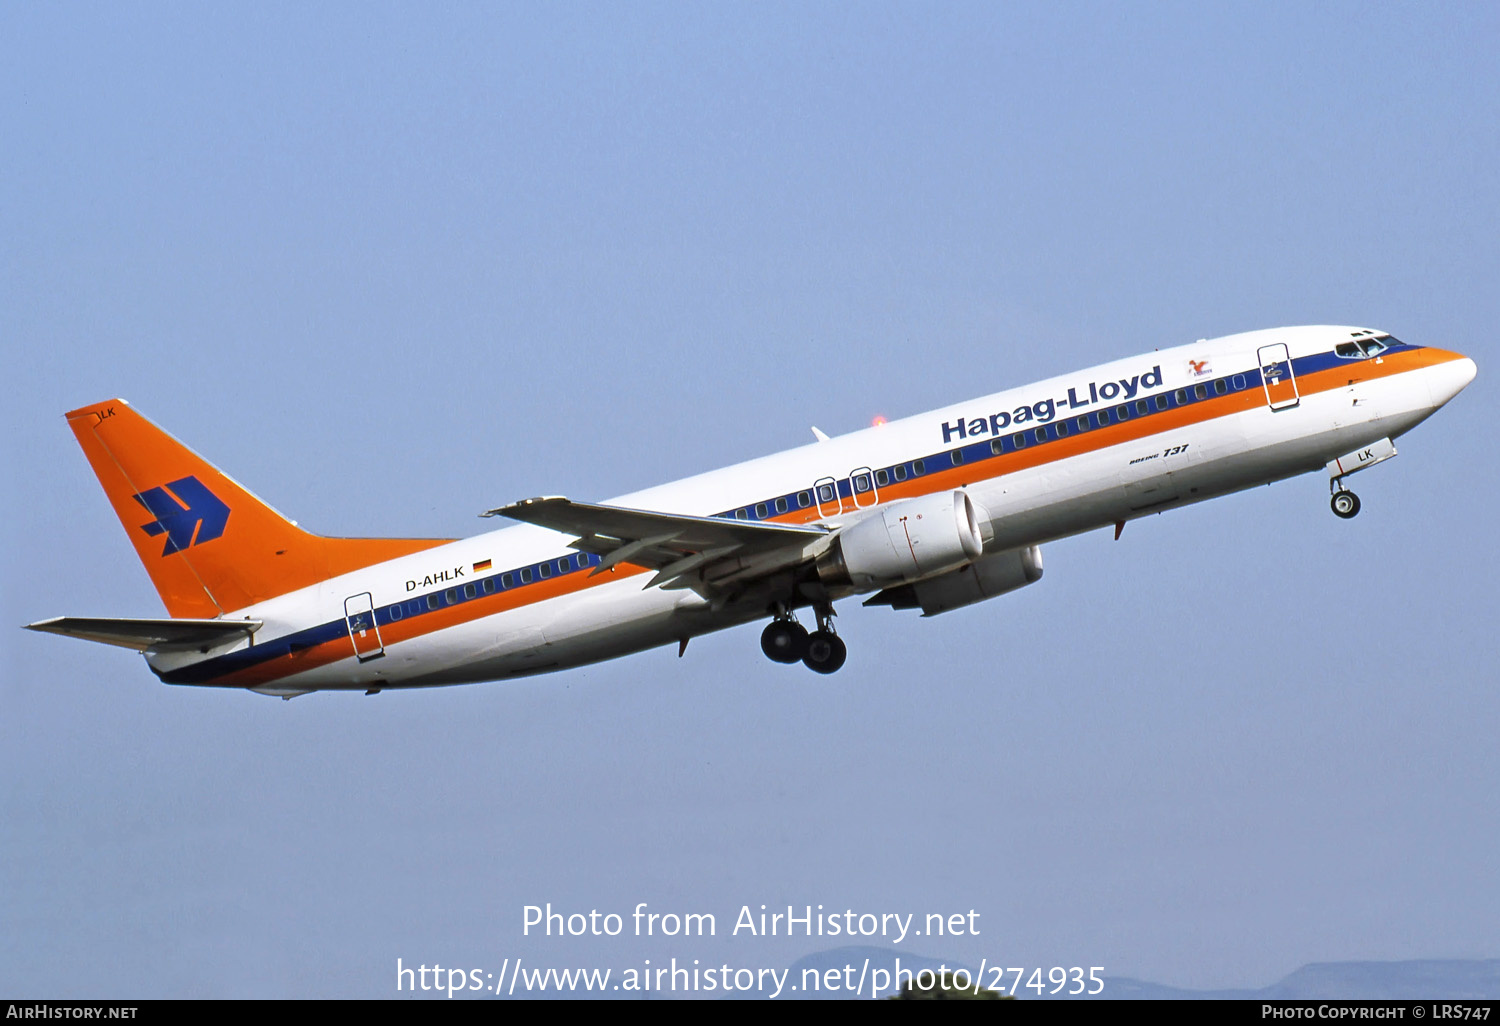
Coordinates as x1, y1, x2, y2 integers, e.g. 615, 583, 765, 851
941, 364, 1164, 443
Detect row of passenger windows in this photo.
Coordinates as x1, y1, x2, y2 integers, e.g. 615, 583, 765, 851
723, 460, 937, 522
717, 371, 1256, 521
379, 363, 1279, 620
381, 551, 600, 624
372, 345, 1405, 631
972, 377, 1248, 455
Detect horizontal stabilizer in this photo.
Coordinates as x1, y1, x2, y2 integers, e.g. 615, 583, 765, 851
23, 616, 261, 652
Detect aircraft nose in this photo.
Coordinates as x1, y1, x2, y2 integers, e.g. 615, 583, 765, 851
1428, 351, 1477, 408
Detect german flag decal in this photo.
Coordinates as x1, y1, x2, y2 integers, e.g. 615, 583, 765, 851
473, 559, 492, 573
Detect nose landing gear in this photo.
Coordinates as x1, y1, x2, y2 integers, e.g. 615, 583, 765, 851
1326, 437, 1396, 520
1331, 489, 1361, 519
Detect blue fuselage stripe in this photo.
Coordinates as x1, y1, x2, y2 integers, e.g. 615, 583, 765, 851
157, 342, 1415, 686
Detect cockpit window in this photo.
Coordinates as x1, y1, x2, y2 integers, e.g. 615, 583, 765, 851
1339, 335, 1399, 360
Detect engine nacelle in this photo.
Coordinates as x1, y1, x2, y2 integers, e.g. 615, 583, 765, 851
817, 490, 983, 592
864, 545, 1043, 616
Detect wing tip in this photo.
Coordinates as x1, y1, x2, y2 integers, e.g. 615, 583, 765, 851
482, 495, 569, 518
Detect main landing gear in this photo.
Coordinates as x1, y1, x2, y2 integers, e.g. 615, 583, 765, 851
760, 616, 808, 663
760, 603, 846, 674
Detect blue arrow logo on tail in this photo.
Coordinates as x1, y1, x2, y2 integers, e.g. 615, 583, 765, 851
132, 476, 231, 556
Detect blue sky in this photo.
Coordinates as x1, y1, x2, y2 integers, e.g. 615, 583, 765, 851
3, 2, 1497, 997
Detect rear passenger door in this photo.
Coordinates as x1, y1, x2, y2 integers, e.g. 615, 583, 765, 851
343, 592, 385, 662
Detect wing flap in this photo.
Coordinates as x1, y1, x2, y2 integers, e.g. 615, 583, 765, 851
23, 616, 261, 652
483, 496, 829, 589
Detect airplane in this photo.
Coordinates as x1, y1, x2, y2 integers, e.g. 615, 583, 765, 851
25, 325, 1475, 698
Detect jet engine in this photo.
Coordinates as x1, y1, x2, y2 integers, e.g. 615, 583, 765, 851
816, 490, 984, 592
863, 544, 1043, 616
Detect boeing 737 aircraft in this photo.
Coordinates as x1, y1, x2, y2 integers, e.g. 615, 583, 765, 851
26, 326, 1475, 697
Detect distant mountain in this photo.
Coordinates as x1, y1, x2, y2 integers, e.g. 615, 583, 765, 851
779, 945, 981, 1000
777, 948, 1500, 1000
1099, 960, 1500, 1001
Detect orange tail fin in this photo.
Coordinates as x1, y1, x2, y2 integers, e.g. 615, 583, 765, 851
66, 399, 453, 618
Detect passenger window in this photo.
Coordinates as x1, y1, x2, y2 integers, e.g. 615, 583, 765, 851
464, 583, 476, 599
1075, 416, 1088, 432
775, 497, 788, 513
755, 503, 768, 518
389, 605, 402, 621
893, 465, 907, 481
539, 563, 551, 579
1233, 374, 1247, 389
875, 469, 889, 487
990, 438, 1004, 455
502, 573, 514, 588
1135, 400, 1149, 416
853, 474, 870, 493
444, 589, 457, 604
520, 568, 532, 584
1195, 384, 1207, 399
913, 459, 925, 475
483, 578, 495, 594
1055, 421, 1068, 437
1012, 432, 1025, 448
1155, 395, 1168, 411
1214, 379, 1227, 395
950, 451, 964, 466
1097, 409, 1110, 426
817, 484, 834, 502
735, 509, 748, 520
407, 600, 421, 616
797, 491, 811, 507
1034, 427, 1047, 443
1116, 405, 1129, 420
427, 595, 440, 610
1174, 389, 1187, 404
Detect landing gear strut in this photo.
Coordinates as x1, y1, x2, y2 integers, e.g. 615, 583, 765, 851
760, 610, 808, 663
802, 604, 846, 675
760, 602, 846, 673
1329, 473, 1361, 520
1325, 438, 1395, 520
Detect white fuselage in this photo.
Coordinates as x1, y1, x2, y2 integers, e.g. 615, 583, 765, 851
144, 325, 1475, 694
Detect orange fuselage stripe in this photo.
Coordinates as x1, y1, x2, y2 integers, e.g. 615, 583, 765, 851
208, 347, 1457, 687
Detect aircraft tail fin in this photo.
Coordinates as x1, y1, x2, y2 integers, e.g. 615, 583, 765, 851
65, 399, 453, 618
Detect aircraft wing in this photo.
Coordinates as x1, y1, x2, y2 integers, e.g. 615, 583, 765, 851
483, 496, 829, 590
23, 616, 261, 651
